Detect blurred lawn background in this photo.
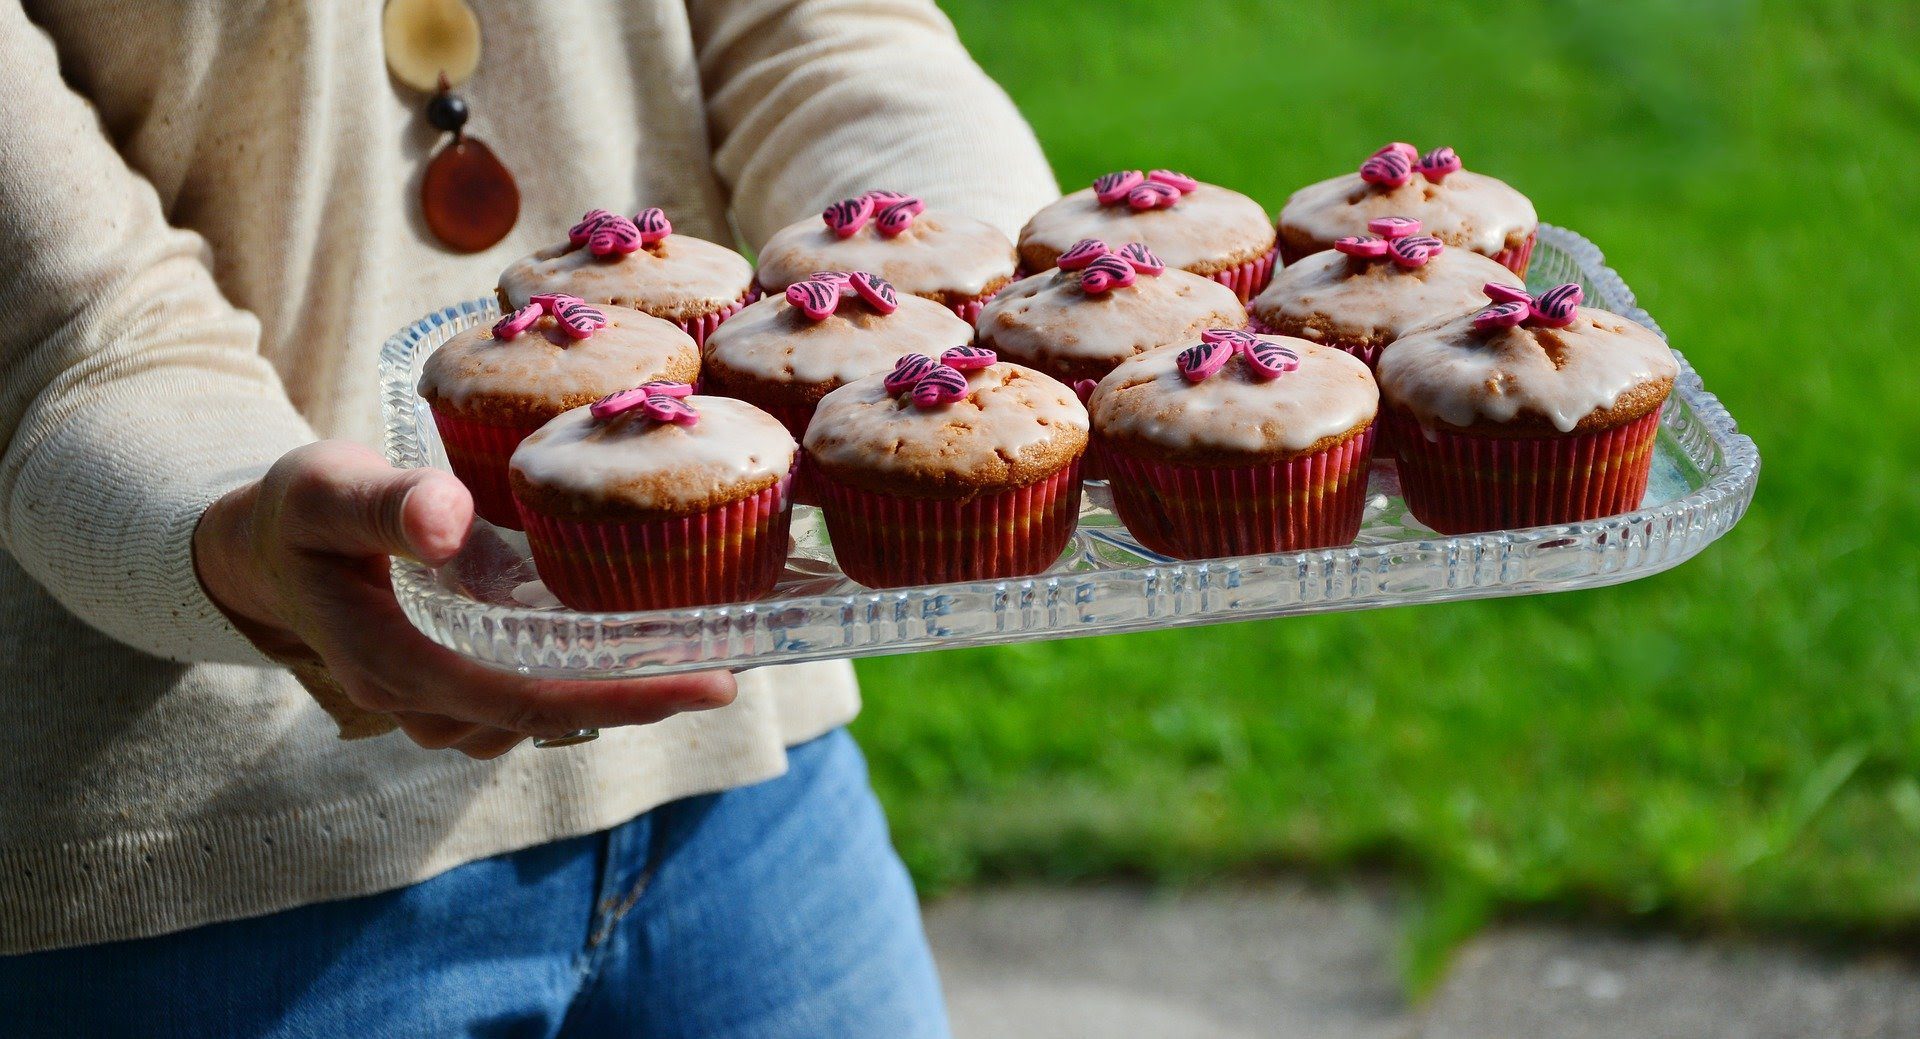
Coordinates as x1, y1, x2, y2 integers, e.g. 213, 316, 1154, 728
850, 0, 1920, 975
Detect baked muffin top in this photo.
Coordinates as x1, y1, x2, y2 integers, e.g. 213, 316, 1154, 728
803, 354, 1088, 498
1090, 330, 1377, 464
756, 192, 1016, 302
1278, 144, 1536, 258
1019, 173, 1274, 275
419, 301, 699, 424
498, 208, 753, 319
977, 241, 1246, 383
1377, 284, 1678, 435
510, 392, 794, 520
704, 280, 973, 399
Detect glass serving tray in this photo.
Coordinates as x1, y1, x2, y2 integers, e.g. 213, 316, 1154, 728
382, 225, 1759, 679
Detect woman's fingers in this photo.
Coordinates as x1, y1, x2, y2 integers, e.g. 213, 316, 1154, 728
451, 727, 527, 760
391, 712, 482, 750
266, 441, 473, 564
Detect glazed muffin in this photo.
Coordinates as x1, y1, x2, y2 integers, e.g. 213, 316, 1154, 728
975, 239, 1247, 391
702, 271, 973, 441
498, 207, 756, 346
1017, 170, 1277, 300
1377, 282, 1678, 534
1091, 330, 1378, 558
419, 297, 701, 528
755, 191, 1017, 323
803, 348, 1088, 588
1277, 144, 1538, 275
1248, 216, 1525, 369
510, 387, 795, 611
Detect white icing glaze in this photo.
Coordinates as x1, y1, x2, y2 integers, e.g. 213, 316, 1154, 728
510, 396, 795, 511
803, 362, 1088, 479
1090, 337, 1378, 456
976, 267, 1246, 372
703, 292, 973, 387
756, 210, 1017, 299
1278, 170, 1537, 256
498, 234, 754, 317
418, 307, 698, 408
1017, 184, 1275, 271
1376, 308, 1679, 432
1249, 247, 1524, 343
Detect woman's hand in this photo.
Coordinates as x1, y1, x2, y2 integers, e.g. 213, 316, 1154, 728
193, 440, 737, 757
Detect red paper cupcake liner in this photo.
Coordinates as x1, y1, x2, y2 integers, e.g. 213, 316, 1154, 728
430, 409, 543, 529
1385, 408, 1661, 535
675, 285, 759, 348
813, 463, 1083, 588
516, 473, 793, 611
1098, 428, 1374, 558
1209, 246, 1279, 302
950, 294, 992, 325
1493, 231, 1537, 279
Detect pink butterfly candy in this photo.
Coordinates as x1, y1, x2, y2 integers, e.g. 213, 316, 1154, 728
1530, 283, 1583, 327
1360, 150, 1414, 188
808, 270, 855, 293
940, 345, 997, 371
1417, 147, 1462, 183
1200, 328, 1262, 349
568, 209, 615, 247
1242, 340, 1302, 380
1056, 238, 1110, 270
552, 297, 609, 338
1117, 242, 1165, 275
786, 278, 842, 321
1472, 301, 1530, 332
1146, 169, 1199, 193
1369, 216, 1423, 239
911, 364, 970, 407
1093, 170, 1145, 206
863, 189, 913, 206
849, 271, 899, 314
1176, 340, 1232, 383
1483, 283, 1533, 305
1375, 142, 1419, 163
1127, 182, 1181, 211
491, 303, 542, 340
634, 207, 672, 245
884, 354, 937, 395
590, 386, 654, 421
874, 197, 926, 238
639, 381, 693, 398
1334, 235, 1390, 259
823, 196, 874, 238
1078, 254, 1137, 294
588, 214, 643, 257
640, 394, 699, 426
1388, 234, 1444, 269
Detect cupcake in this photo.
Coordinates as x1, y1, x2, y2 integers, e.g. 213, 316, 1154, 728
498, 207, 756, 346
1248, 216, 1526, 369
509, 385, 795, 611
803, 348, 1088, 588
1017, 170, 1277, 301
1277, 144, 1538, 276
756, 191, 1017, 323
419, 297, 701, 528
1090, 329, 1378, 558
975, 239, 1247, 390
1377, 282, 1678, 534
702, 270, 974, 442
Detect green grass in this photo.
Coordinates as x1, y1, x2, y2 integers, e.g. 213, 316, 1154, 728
848, 0, 1920, 976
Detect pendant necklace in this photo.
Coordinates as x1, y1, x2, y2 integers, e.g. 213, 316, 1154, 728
383, 0, 520, 252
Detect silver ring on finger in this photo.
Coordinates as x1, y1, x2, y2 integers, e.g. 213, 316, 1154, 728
534, 728, 600, 748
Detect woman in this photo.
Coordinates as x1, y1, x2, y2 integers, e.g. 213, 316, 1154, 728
0, 1, 1056, 1034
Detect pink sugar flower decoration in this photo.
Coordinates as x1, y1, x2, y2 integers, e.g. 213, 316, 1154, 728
552, 297, 609, 338
1146, 169, 1199, 193
1417, 147, 1462, 182
940, 345, 997, 371
640, 394, 699, 426
587, 214, 643, 257
1484, 283, 1533, 305
849, 271, 899, 314
873, 197, 926, 238
1360, 150, 1414, 188
1176, 340, 1232, 383
1473, 301, 1530, 332
1183, 328, 1297, 383
1117, 242, 1165, 275
568, 209, 615, 247
1242, 340, 1302, 380
823, 196, 874, 238
634, 207, 672, 245
1530, 283, 1583, 326
1369, 216, 1423, 239
1078, 254, 1137, 294
1334, 235, 1390, 259
1127, 181, 1181, 211
910, 364, 970, 407
885, 354, 937, 395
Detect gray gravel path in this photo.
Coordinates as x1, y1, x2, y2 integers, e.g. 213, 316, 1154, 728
925, 884, 1920, 1039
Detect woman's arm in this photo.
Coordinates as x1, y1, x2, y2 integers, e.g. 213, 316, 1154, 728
0, 6, 734, 754
689, 0, 1060, 245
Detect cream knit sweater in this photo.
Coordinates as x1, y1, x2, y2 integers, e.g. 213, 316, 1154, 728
0, 0, 1057, 953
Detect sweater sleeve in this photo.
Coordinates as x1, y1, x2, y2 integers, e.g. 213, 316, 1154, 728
0, 6, 316, 665
687, 0, 1060, 247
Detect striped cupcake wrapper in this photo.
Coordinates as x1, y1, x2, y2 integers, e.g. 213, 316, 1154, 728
516, 473, 794, 612
1244, 314, 1384, 371
1098, 429, 1374, 559
1493, 231, 1537, 279
1385, 408, 1661, 535
813, 463, 1083, 588
675, 285, 760, 348
1209, 246, 1279, 302
430, 409, 544, 529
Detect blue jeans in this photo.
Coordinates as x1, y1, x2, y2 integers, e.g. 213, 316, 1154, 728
1, 729, 947, 1038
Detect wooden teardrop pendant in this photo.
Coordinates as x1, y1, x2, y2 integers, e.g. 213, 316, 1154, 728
418, 76, 519, 253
